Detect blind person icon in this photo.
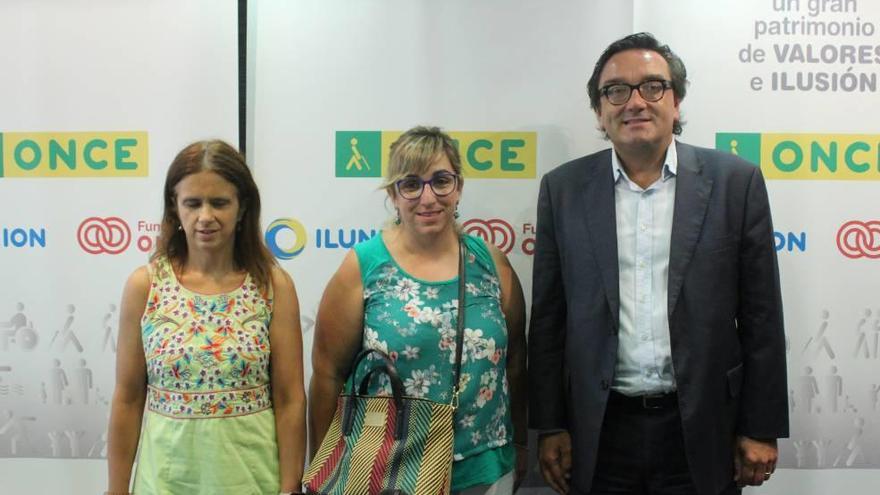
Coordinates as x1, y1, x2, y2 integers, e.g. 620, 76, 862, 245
346, 137, 372, 171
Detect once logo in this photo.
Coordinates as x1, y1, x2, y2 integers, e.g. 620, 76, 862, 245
335, 130, 537, 179
715, 132, 880, 180
0, 131, 148, 178
77, 217, 131, 254
462, 218, 516, 254
265, 218, 307, 260
837, 220, 880, 259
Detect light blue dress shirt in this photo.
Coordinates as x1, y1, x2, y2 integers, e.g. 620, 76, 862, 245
611, 143, 678, 396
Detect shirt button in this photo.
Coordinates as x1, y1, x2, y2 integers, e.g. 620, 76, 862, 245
641, 334, 650, 342
640, 224, 648, 232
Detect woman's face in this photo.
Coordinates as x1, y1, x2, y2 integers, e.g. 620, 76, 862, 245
391, 153, 461, 237
174, 170, 241, 256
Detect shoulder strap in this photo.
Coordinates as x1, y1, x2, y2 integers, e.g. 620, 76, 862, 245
451, 236, 466, 406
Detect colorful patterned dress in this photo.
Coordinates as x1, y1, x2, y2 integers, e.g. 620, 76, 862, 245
133, 257, 279, 494
353, 233, 515, 491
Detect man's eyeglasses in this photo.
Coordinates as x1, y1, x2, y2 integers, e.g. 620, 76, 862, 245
599, 79, 672, 106
395, 172, 459, 200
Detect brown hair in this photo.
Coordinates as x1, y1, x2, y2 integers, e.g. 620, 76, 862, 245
152, 140, 275, 290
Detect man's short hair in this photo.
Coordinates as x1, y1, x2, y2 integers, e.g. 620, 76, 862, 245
587, 32, 688, 135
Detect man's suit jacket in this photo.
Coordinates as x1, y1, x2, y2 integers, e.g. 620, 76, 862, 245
528, 142, 789, 495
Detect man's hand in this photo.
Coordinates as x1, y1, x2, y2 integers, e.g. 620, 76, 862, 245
538, 431, 572, 494
734, 436, 778, 487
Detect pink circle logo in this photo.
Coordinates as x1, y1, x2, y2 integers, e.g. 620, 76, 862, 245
77, 217, 131, 255
462, 218, 516, 254
836, 220, 880, 259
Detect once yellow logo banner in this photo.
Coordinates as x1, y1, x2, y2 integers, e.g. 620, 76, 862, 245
336, 130, 536, 179
0, 131, 148, 178
716, 132, 880, 181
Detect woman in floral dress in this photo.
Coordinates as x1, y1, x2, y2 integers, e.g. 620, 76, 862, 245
106, 140, 306, 495
309, 126, 527, 494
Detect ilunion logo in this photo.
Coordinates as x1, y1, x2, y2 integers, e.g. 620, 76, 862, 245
265, 218, 307, 260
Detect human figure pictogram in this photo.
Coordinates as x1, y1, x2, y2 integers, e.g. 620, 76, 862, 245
72, 359, 93, 405
812, 438, 833, 468
799, 366, 820, 414
48, 359, 69, 405
64, 429, 85, 457
833, 418, 865, 467
47, 430, 65, 457
0, 302, 37, 351
802, 309, 835, 359
88, 429, 108, 458
49, 305, 83, 353
824, 365, 843, 413
102, 303, 118, 352
0, 410, 36, 455
729, 139, 739, 155
854, 309, 871, 358
0, 302, 27, 350
872, 308, 880, 359
792, 439, 810, 468
345, 137, 371, 171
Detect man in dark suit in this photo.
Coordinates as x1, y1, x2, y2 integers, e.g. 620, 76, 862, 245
528, 33, 788, 495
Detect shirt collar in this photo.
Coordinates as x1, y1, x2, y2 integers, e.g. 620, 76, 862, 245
611, 140, 678, 185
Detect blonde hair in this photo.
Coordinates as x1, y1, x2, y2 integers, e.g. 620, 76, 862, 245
381, 126, 462, 196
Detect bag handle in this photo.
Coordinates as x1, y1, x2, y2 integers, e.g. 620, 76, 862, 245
450, 236, 466, 407
342, 348, 406, 438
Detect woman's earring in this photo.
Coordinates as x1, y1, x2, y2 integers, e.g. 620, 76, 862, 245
395, 209, 401, 225
177, 224, 183, 231
454, 203, 460, 219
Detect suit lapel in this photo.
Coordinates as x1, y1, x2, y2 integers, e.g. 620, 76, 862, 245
581, 150, 620, 328
668, 142, 713, 317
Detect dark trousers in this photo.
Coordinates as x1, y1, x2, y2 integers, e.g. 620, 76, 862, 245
589, 391, 740, 495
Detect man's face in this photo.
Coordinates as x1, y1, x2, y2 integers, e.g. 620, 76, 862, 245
595, 49, 680, 153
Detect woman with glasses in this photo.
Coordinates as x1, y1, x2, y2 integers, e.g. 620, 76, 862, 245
106, 140, 306, 495
309, 126, 527, 494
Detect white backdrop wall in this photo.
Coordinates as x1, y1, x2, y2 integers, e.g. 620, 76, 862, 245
252, 0, 879, 494
0, 1, 239, 493
634, 0, 880, 493
2, 0, 877, 493
249, 1, 629, 489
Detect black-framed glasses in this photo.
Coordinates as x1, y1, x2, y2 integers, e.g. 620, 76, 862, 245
600, 79, 672, 105
395, 172, 459, 200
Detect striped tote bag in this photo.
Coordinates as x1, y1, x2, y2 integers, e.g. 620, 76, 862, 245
303, 349, 456, 495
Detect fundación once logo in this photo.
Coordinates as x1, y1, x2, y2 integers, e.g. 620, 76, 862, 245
837, 220, 880, 259
462, 218, 536, 256
336, 130, 537, 179
77, 217, 160, 255
0, 131, 148, 178
715, 132, 880, 180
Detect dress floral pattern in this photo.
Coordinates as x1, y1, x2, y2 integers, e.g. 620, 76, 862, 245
353, 234, 513, 461
141, 257, 274, 417
132, 256, 280, 494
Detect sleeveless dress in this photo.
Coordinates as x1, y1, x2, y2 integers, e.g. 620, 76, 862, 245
353, 233, 514, 491
133, 257, 279, 494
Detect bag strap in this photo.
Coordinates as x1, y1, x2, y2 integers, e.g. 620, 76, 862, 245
343, 348, 407, 438
450, 236, 466, 407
